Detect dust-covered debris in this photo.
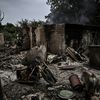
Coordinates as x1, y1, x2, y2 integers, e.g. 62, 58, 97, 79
0, 40, 100, 100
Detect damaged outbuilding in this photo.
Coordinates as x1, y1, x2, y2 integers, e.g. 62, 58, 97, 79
35, 23, 100, 68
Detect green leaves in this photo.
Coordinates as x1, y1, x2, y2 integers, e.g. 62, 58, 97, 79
3, 23, 17, 42
46, 0, 100, 24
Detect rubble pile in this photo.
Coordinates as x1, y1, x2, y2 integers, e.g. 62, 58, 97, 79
1, 23, 100, 100
0, 48, 24, 70
0, 45, 100, 100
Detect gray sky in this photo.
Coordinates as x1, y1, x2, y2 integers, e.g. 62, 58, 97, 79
0, 0, 50, 24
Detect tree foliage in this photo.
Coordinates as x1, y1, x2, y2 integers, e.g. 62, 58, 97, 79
46, 0, 100, 25
0, 19, 44, 43
2, 23, 17, 42
18, 19, 44, 29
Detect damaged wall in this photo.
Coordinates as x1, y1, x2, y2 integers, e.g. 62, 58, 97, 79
35, 23, 100, 55
35, 24, 66, 55
22, 26, 36, 50
46, 24, 66, 55
22, 28, 30, 50
0, 33, 4, 47
35, 26, 47, 47
65, 24, 100, 51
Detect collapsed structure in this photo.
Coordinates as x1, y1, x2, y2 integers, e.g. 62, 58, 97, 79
35, 24, 100, 52
1, 23, 100, 100
34, 24, 100, 68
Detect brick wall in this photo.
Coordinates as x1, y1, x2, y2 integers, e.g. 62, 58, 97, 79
46, 24, 66, 55
35, 26, 47, 47
35, 24, 66, 55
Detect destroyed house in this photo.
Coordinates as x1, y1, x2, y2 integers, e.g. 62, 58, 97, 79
35, 23, 100, 54
35, 23, 100, 68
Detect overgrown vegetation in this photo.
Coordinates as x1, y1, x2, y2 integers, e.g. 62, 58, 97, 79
0, 19, 44, 43
2, 23, 17, 42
